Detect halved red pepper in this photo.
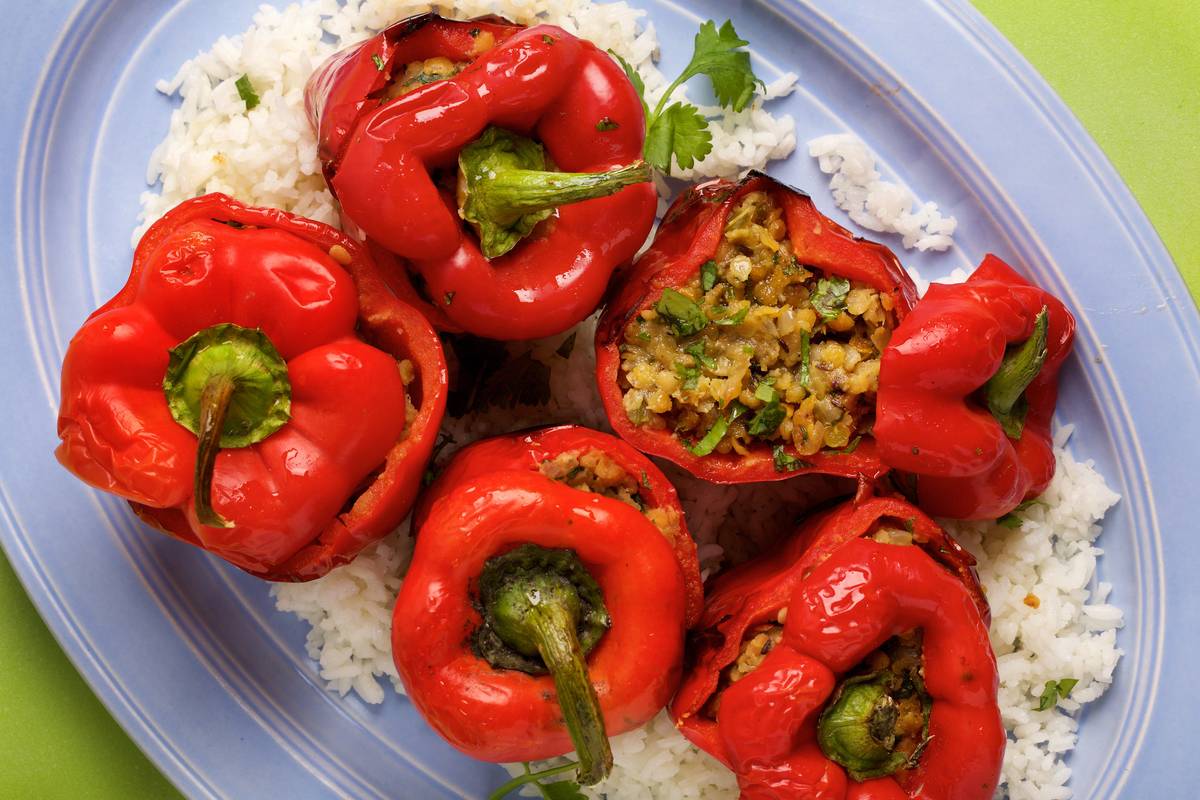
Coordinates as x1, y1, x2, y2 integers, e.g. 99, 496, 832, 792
595, 173, 918, 486
56, 194, 447, 581
874, 254, 1076, 519
395, 426, 695, 785
306, 13, 656, 340
671, 497, 1001, 799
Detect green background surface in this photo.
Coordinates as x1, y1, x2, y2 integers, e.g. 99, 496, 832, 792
1, 2, 1196, 797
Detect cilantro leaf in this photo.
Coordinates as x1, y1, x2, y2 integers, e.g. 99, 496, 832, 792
797, 331, 812, 387
680, 20, 760, 112
674, 360, 700, 390
748, 401, 785, 437
685, 341, 716, 370
235, 75, 260, 110
811, 277, 851, 321
700, 259, 718, 291
645, 101, 712, 171
1036, 678, 1079, 711
689, 403, 747, 457
773, 445, 811, 473
608, 50, 647, 115
656, 288, 709, 336
710, 302, 749, 326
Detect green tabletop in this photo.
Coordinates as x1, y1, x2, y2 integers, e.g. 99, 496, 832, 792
2, 2, 1196, 797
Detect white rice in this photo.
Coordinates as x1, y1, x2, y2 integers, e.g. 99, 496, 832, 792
808, 133, 958, 252
136, 3, 1123, 798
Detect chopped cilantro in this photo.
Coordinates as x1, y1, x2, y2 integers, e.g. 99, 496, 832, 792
656, 288, 708, 336
595, 116, 620, 131
685, 341, 716, 370
710, 302, 749, 326
832, 435, 863, 455
997, 497, 1048, 529
371, 54, 386, 71
748, 401, 785, 437
640, 470, 651, 488
674, 361, 700, 390
443, 291, 455, 305
1036, 678, 1079, 711
689, 402, 747, 457
811, 277, 851, 321
235, 75, 260, 110
797, 331, 811, 387
542, 34, 556, 45
772, 445, 810, 473
700, 259, 718, 291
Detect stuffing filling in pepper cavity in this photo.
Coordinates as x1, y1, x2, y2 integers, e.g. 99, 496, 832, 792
619, 191, 897, 456
539, 450, 682, 542
704, 525, 932, 779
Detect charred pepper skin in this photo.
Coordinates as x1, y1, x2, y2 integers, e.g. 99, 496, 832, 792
670, 498, 1002, 799
874, 254, 1076, 520
56, 193, 447, 581
306, 13, 656, 340
393, 426, 691, 768
595, 172, 919, 487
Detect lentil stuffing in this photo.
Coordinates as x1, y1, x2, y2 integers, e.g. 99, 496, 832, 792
539, 450, 681, 541
619, 191, 896, 457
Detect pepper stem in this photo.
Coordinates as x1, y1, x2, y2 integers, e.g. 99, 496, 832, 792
194, 375, 236, 527
163, 323, 292, 529
458, 126, 651, 259
476, 544, 613, 786
983, 308, 1049, 440
817, 673, 912, 782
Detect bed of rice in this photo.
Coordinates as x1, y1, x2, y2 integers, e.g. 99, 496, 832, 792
139, 2, 1123, 798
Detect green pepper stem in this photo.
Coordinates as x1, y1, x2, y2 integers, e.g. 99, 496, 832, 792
481, 546, 613, 786
817, 674, 910, 782
471, 161, 651, 226
983, 308, 1049, 439
194, 374, 235, 528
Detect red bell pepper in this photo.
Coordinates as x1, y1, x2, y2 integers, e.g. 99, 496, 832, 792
306, 13, 656, 340
671, 498, 1002, 799
394, 426, 695, 785
874, 254, 1076, 519
596, 172, 919, 486
56, 193, 447, 581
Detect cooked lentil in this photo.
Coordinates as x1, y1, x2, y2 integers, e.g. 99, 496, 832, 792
384, 57, 470, 100
538, 450, 682, 543
619, 190, 896, 457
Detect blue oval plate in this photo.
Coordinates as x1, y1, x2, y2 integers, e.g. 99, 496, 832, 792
2, 0, 1196, 797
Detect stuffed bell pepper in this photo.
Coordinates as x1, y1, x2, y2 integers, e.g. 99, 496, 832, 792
671, 497, 1003, 799
874, 254, 1076, 519
306, 13, 656, 340
394, 426, 701, 785
56, 193, 447, 581
596, 173, 918, 486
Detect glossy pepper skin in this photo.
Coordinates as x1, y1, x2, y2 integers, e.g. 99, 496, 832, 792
56, 193, 448, 581
874, 254, 1076, 520
596, 172, 919, 486
306, 13, 656, 340
671, 498, 1002, 799
394, 426, 692, 765
413, 425, 705, 626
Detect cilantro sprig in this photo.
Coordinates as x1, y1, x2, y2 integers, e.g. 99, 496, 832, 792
489, 761, 585, 800
613, 19, 761, 172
